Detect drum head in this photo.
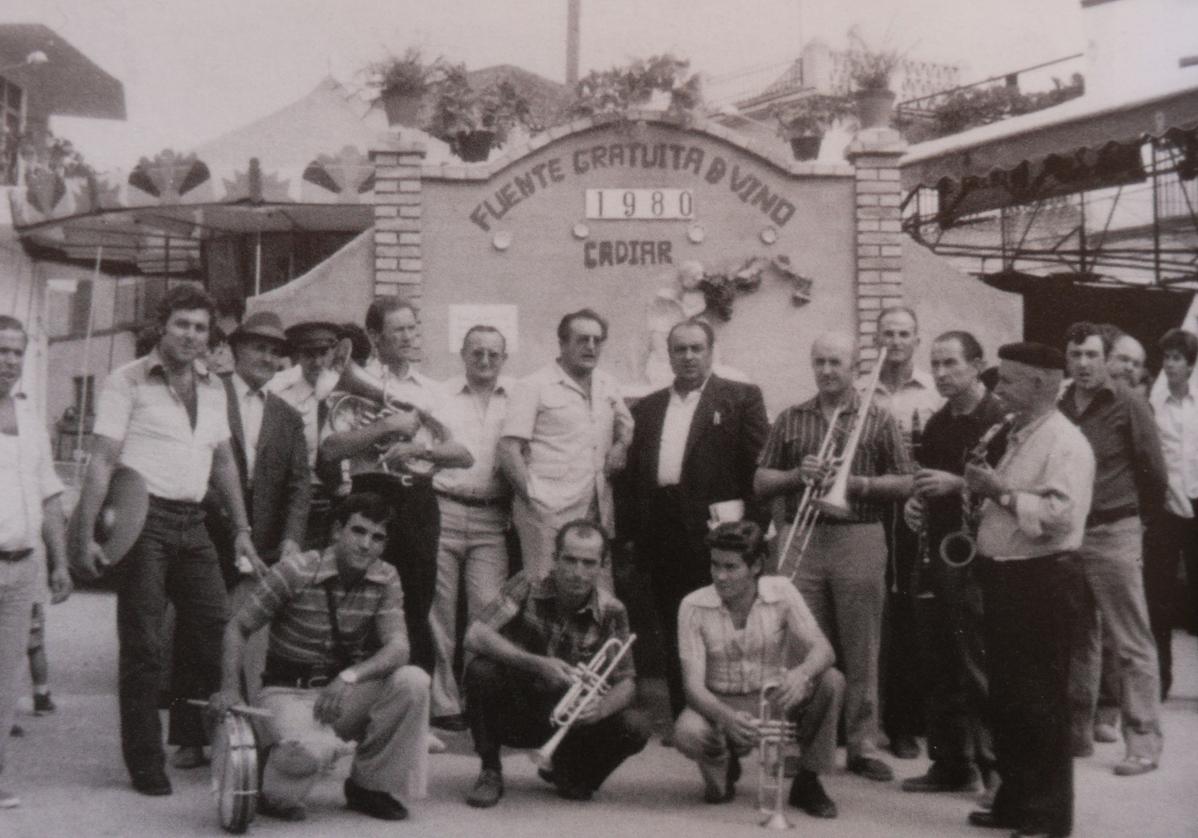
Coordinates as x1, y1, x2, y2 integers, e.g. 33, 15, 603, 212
211, 712, 258, 834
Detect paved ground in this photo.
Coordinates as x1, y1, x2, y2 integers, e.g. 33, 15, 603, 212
3, 590, 1197, 837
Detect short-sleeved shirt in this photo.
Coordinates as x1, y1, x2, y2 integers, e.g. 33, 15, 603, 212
476, 569, 636, 684
1151, 383, 1198, 518
677, 575, 828, 696
93, 348, 231, 501
432, 376, 511, 500
876, 368, 944, 448
344, 361, 444, 477
758, 391, 912, 523
238, 549, 407, 667
0, 394, 64, 551
501, 362, 633, 528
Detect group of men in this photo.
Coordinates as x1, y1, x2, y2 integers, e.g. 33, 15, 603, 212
0, 283, 1193, 838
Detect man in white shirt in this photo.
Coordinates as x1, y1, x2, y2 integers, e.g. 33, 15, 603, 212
1146, 328, 1198, 699
71, 285, 260, 797
428, 325, 513, 731
499, 309, 633, 581
0, 315, 71, 809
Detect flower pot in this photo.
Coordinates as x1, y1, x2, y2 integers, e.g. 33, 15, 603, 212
452, 130, 496, 163
855, 88, 897, 129
380, 90, 422, 128
788, 135, 823, 161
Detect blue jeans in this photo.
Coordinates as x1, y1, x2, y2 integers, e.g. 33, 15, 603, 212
116, 500, 229, 777
0, 555, 36, 777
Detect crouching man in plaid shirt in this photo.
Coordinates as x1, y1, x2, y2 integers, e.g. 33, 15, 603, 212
213, 492, 430, 822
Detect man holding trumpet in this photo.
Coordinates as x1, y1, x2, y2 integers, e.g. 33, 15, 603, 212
755, 331, 912, 783
461, 519, 650, 808
674, 521, 843, 818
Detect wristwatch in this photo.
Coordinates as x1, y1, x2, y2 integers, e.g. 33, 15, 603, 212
339, 669, 360, 685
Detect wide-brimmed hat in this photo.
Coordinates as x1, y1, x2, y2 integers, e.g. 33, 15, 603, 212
229, 311, 288, 347
285, 320, 341, 350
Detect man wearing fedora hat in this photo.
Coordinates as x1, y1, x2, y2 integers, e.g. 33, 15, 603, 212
270, 320, 344, 551
189, 311, 311, 731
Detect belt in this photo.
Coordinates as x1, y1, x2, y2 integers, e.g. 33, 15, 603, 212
0, 549, 32, 562
1086, 504, 1138, 529
262, 657, 338, 690
435, 490, 510, 509
148, 495, 206, 521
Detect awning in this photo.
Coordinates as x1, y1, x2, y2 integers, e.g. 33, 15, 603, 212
902, 80, 1198, 191
0, 23, 125, 120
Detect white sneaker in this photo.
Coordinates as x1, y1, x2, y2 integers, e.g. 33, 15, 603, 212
427, 732, 447, 754
0, 788, 20, 809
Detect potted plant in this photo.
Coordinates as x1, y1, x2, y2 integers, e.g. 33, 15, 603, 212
367, 47, 445, 127
566, 54, 702, 124
428, 65, 534, 162
845, 28, 904, 128
774, 94, 851, 160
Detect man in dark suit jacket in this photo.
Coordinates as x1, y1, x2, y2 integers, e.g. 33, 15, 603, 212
619, 319, 769, 718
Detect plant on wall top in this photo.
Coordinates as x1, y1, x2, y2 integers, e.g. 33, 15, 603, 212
774, 94, 853, 137
844, 27, 905, 92
566, 54, 702, 122
427, 63, 535, 150
366, 47, 447, 99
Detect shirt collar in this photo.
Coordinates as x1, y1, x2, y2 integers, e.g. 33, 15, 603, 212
532, 572, 603, 620
1061, 379, 1115, 411
310, 549, 394, 586
145, 347, 211, 382
231, 373, 266, 401
671, 375, 711, 400
446, 375, 511, 396
689, 576, 781, 610
880, 367, 936, 395
797, 389, 862, 415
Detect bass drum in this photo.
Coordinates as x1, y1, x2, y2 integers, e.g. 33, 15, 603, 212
210, 711, 259, 833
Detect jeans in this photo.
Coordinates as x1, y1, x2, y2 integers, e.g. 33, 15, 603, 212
116, 500, 229, 777
0, 555, 36, 776
1067, 517, 1163, 762
428, 498, 509, 717
464, 657, 650, 791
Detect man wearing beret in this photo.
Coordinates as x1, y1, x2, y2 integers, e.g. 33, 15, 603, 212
964, 342, 1094, 838
271, 320, 343, 550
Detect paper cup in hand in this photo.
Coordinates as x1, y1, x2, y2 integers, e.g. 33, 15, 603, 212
708, 499, 745, 529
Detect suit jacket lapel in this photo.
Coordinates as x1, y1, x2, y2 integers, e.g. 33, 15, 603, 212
681, 377, 718, 474
642, 390, 669, 484
223, 376, 249, 483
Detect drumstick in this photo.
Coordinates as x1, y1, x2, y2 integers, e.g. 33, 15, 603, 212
186, 699, 274, 719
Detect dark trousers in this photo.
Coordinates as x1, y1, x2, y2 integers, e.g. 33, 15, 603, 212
464, 657, 650, 791
638, 487, 711, 719
913, 557, 994, 771
354, 475, 440, 673
116, 499, 229, 776
882, 506, 925, 741
1143, 507, 1198, 698
303, 486, 335, 553
981, 554, 1074, 837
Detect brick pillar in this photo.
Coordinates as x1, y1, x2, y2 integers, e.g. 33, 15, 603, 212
845, 127, 907, 370
369, 141, 426, 302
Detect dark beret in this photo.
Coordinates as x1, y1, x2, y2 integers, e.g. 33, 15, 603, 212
284, 321, 341, 349
997, 341, 1065, 371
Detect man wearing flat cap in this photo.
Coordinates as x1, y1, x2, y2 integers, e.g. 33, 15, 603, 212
271, 320, 343, 550
197, 311, 311, 719
963, 342, 1094, 838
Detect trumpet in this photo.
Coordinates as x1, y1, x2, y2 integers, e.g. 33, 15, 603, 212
779, 347, 889, 581
755, 682, 798, 830
938, 414, 1015, 568
532, 635, 637, 772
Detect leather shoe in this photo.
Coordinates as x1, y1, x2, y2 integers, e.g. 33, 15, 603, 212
788, 770, 837, 818
1113, 756, 1157, 776
130, 768, 172, 797
968, 809, 1014, 829
344, 778, 408, 820
902, 763, 977, 793
1092, 722, 1118, 743
258, 795, 307, 821
466, 768, 504, 808
556, 781, 593, 801
889, 734, 921, 759
431, 713, 469, 732
703, 753, 741, 804
171, 746, 209, 769
1009, 831, 1067, 838
847, 755, 894, 782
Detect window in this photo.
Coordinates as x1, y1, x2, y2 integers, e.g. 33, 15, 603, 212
0, 74, 24, 186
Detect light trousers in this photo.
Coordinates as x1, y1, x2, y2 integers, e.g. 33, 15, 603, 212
0, 557, 36, 776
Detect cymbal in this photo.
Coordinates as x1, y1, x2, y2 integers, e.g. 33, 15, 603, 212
69, 466, 148, 579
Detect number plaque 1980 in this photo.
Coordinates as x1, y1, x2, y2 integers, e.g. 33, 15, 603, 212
585, 188, 695, 220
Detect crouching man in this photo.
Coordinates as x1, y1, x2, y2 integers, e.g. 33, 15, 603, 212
462, 519, 651, 807
213, 492, 429, 821
674, 522, 844, 818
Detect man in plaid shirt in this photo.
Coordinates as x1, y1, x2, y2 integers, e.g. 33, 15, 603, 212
462, 519, 650, 807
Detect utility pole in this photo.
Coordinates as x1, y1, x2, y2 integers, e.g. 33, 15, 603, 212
566, 0, 581, 86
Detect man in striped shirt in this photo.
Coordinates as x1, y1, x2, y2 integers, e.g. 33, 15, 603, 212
215, 492, 430, 822
755, 331, 913, 783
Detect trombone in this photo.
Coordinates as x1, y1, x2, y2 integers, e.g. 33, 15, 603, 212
532, 635, 636, 772
779, 347, 889, 581
755, 681, 798, 830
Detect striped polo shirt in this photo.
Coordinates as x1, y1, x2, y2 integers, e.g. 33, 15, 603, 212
477, 569, 636, 684
238, 548, 407, 666
758, 391, 912, 523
